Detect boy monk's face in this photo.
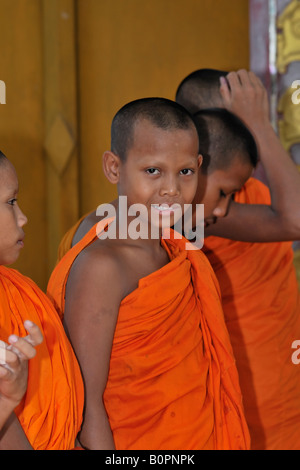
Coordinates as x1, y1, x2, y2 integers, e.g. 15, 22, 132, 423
0, 159, 27, 265
194, 154, 253, 227
117, 118, 201, 231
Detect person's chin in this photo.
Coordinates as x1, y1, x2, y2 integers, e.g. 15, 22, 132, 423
204, 217, 217, 228
2, 255, 20, 266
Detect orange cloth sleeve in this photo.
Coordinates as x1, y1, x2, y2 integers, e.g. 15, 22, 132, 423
203, 177, 300, 450
0, 267, 84, 450
47, 219, 250, 450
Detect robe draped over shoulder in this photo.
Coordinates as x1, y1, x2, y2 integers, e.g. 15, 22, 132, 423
47, 219, 250, 450
57, 213, 89, 262
0, 266, 84, 450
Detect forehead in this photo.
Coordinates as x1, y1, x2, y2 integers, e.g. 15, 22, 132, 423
209, 158, 253, 190
128, 118, 199, 158
0, 160, 18, 191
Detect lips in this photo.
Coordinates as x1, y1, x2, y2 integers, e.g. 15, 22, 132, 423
204, 217, 217, 227
17, 234, 25, 247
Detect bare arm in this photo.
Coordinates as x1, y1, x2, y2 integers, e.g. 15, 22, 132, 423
0, 413, 32, 450
63, 244, 124, 450
208, 70, 300, 242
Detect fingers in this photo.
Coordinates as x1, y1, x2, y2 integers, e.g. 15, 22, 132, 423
219, 69, 269, 125
0, 341, 19, 367
0, 364, 13, 380
247, 70, 264, 89
0, 323, 40, 405
226, 70, 242, 89
236, 69, 254, 87
226, 69, 266, 92
5, 321, 43, 362
219, 76, 231, 103
23, 321, 43, 347
8, 335, 37, 361
0, 347, 22, 378
219, 72, 243, 110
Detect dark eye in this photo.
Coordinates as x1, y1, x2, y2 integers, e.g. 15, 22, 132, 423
180, 169, 194, 175
146, 168, 159, 175
220, 190, 226, 198
8, 198, 17, 206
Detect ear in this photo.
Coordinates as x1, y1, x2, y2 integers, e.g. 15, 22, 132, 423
102, 151, 122, 184
197, 154, 203, 169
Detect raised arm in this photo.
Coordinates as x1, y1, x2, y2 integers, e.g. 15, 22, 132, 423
207, 69, 300, 242
63, 244, 124, 450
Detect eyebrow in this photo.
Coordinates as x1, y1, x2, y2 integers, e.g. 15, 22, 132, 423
141, 156, 198, 165
223, 188, 240, 196
5, 185, 19, 195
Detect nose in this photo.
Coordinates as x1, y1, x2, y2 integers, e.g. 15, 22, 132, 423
17, 205, 28, 228
159, 174, 180, 197
213, 195, 232, 219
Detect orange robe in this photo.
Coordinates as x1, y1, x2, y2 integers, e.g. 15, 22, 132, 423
57, 213, 89, 262
203, 177, 300, 450
47, 219, 250, 450
0, 266, 84, 450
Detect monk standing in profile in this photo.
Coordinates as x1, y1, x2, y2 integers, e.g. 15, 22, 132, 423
0, 151, 84, 450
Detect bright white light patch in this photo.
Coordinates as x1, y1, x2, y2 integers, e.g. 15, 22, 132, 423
0, 340, 6, 365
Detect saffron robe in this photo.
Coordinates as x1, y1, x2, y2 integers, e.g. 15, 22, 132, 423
203, 177, 300, 450
0, 266, 84, 450
57, 213, 89, 262
47, 220, 250, 450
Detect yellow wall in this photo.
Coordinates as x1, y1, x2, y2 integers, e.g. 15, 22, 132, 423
0, 0, 46, 287
77, 0, 250, 214
0, 0, 249, 289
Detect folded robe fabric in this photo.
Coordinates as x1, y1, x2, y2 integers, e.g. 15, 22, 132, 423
0, 266, 84, 450
203, 177, 300, 450
47, 219, 250, 450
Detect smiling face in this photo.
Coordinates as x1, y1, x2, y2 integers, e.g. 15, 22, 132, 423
0, 159, 28, 265
115, 118, 201, 233
194, 154, 253, 227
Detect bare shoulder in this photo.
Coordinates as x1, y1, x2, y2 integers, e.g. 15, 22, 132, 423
72, 211, 99, 246
63, 239, 126, 400
67, 239, 125, 301
72, 199, 118, 247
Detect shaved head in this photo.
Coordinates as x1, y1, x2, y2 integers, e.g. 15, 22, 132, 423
193, 108, 258, 173
175, 69, 258, 174
0, 150, 8, 166
176, 68, 228, 113
111, 97, 197, 161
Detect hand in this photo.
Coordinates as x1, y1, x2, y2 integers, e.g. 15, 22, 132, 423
0, 321, 43, 408
219, 69, 270, 134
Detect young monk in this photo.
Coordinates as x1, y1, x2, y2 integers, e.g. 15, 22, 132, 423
176, 69, 300, 450
0, 321, 43, 432
47, 98, 250, 450
0, 151, 84, 450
